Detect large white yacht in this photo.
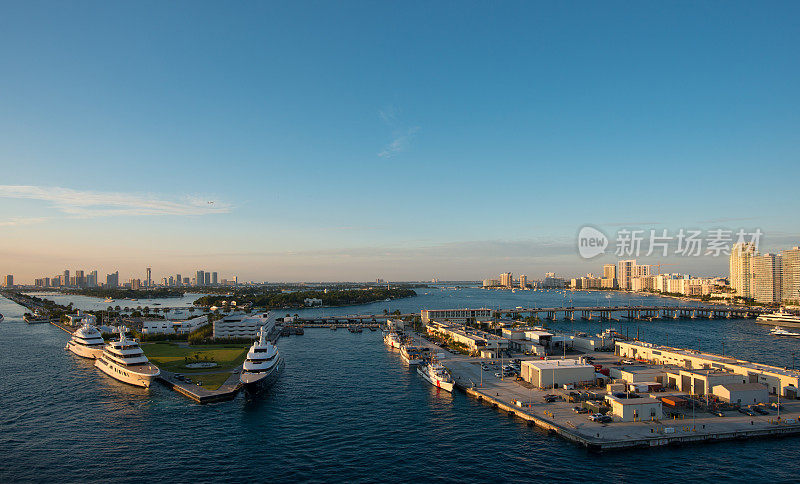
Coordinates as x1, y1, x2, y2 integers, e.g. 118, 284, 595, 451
65, 323, 106, 359
417, 360, 455, 392
95, 328, 160, 388
240, 325, 284, 394
756, 309, 800, 327
770, 326, 800, 337
383, 331, 402, 349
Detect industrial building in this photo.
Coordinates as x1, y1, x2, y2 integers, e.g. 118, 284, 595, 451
520, 358, 596, 388
426, 321, 509, 353
605, 393, 663, 422
712, 383, 769, 405
420, 308, 492, 324
616, 341, 800, 397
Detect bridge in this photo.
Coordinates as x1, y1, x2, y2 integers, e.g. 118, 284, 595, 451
495, 305, 765, 321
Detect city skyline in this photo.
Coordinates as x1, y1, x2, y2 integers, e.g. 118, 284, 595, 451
2, 2, 799, 281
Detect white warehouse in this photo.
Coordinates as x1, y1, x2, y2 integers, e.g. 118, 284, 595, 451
520, 358, 596, 389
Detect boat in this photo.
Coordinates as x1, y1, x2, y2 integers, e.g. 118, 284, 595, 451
65, 323, 106, 359
104, 297, 113, 303
383, 331, 402, 349
770, 326, 800, 337
23, 311, 49, 324
0, 313, 3, 323
95, 328, 160, 388
756, 309, 800, 327
240, 325, 285, 394
400, 345, 424, 365
417, 360, 455, 392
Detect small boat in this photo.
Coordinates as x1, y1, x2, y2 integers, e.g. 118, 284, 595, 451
400, 345, 424, 365
104, 297, 113, 303
770, 327, 800, 337
417, 360, 455, 392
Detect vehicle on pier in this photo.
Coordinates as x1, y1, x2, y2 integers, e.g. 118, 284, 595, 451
240, 325, 284, 395
95, 327, 160, 388
65, 323, 106, 359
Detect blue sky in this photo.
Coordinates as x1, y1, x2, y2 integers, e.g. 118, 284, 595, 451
1, 1, 798, 282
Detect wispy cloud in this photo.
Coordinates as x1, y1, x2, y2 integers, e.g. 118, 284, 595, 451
0, 185, 231, 219
0, 216, 49, 227
377, 106, 419, 158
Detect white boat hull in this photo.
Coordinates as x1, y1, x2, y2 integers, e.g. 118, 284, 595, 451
241, 356, 284, 394
417, 366, 455, 392
95, 358, 160, 388
65, 340, 105, 359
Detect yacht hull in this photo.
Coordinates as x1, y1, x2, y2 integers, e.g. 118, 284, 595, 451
241, 357, 284, 394
65, 340, 105, 359
95, 358, 160, 388
417, 366, 455, 392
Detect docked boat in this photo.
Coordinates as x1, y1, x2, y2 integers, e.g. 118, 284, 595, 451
23, 311, 49, 324
0, 313, 3, 323
770, 326, 800, 337
417, 360, 455, 392
95, 328, 160, 388
400, 345, 424, 365
757, 309, 800, 327
104, 297, 114, 303
383, 331, 402, 349
65, 323, 106, 359
240, 325, 284, 394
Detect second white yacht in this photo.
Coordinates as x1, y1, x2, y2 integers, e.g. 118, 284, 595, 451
240, 326, 284, 394
95, 328, 160, 388
65, 323, 106, 359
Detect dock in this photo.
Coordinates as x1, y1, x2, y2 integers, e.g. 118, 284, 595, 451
156, 370, 241, 404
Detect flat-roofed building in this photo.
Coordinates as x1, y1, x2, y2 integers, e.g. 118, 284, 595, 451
617, 340, 800, 397
213, 312, 275, 339
520, 358, 595, 388
605, 393, 662, 422
420, 308, 491, 324
664, 368, 746, 395
426, 320, 508, 353
713, 382, 769, 405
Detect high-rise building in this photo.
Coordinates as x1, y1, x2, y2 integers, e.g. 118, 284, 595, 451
183, 277, 190, 285
519, 274, 528, 289
603, 264, 616, 280
87, 270, 98, 287
751, 253, 782, 304
204, 272, 211, 285
212, 272, 218, 285
75, 270, 85, 287
146, 267, 152, 287
730, 242, 757, 298
617, 260, 636, 290
106, 271, 119, 288
782, 247, 800, 304
3, 275, 13, 287
176, 274, 182, 287
196, 270, 205, 286
131, 278, 141, 290
64, 269, 70, 286
500, 272, 513, 288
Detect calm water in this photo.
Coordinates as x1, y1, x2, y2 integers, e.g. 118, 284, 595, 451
2, 289, 799, 483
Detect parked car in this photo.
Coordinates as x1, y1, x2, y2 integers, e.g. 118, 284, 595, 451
588, 413, 604, 421
712, 410, 725, 417
738, 407, 756, 416
598, 415, 613, 423
494, 372, 502, 378
752, 406, 769, 415
621, 359, 636, 365
572, 406, 589, 414
544, 395, 558, 403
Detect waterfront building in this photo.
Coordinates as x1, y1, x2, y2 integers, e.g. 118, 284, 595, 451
3, 274, 14, 287
482, 278, 500, 288
130, 278, 141, 290
420, 308, 491, 324
751, 253, 782, 304
617, 260, 635, 290
519, 274, 528, 289
712, 383, 769, 405
196, 270, 205, 286
426, 320, 509, 353
730, 242, 757, 298
520, 358, 595, 389
601, 277, 617, 289
782, 247, 800, 304
630, 275, 655, 292
500, 272, 513, 288
616, 341, 800, 397
603, 264, 616, 280
65, 311, 97, 327
605, 393, 662, 422
541, 272, 565, 288
213, 312, 275, 339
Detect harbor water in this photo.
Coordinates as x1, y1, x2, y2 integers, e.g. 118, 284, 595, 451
2, 289, 799, 482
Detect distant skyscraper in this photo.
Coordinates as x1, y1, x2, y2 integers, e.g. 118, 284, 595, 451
519, 274, 528, 288
751, 253, 782, 304
617, 260, 636, 290
3, 275, 13, 287
500, 272, 513, 288
196, 270, 205, 286
64, 269, 70, 286
75, 270, 86, 288
146, 267, 152, 287
106, 271, 119, 288
88, 270, 98, 287
603, 264, 616, 280
176, 274, 182, 287
212, 272, 218, 285
782, 247, 800, 304
204, 272, 211, 285
730, 243, 757, 298
183, 277, 190, 285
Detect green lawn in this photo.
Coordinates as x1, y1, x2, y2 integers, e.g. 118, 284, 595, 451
142, 342, 249, 373
190, 372, 234, 391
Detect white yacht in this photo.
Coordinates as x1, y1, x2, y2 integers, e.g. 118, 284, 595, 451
417, 360, 455, 392
65, 323, 106, 359
400, 345, 424, 365
383, 331, 402, 349
240, 325, 284, 394
757, 309, 800, 327
770, 326, 800, 337
95, 328, 160, 388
